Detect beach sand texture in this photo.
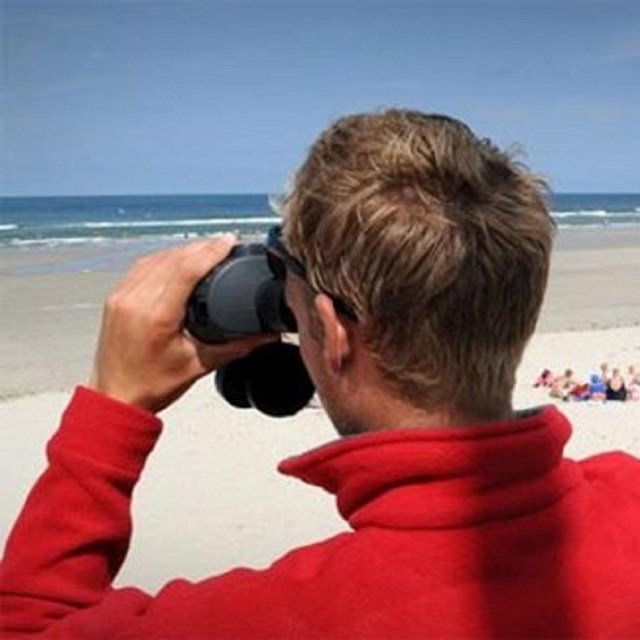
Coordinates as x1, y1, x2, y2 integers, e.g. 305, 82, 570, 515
1, 228, 639, 592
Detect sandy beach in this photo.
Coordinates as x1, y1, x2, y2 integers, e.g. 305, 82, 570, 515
1, 227, 639, 592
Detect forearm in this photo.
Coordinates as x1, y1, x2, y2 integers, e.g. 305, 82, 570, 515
0, 387, 162, 635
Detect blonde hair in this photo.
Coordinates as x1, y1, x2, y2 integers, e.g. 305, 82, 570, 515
283, 110, 554, 418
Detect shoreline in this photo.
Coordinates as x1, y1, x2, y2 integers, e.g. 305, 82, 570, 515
1, 226, 639, 398
553, 225, 640, 251
1, 225, 640, 275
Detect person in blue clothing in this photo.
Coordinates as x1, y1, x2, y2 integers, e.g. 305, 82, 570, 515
587, 373, 606, 401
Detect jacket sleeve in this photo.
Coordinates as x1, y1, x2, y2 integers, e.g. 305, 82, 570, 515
0, 386, 163, 636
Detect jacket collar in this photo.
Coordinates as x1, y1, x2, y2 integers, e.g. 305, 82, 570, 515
278, 406, 582, 529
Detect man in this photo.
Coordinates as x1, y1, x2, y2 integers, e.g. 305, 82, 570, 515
2, 110, 639, 637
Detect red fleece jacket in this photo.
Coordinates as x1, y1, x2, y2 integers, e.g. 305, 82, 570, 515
1, 387, 640, 638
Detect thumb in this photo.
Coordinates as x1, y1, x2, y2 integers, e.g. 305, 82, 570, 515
191, 333, 281, 374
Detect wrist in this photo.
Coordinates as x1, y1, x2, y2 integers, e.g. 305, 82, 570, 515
87, 372, 158, 414
50, 386, 163, 476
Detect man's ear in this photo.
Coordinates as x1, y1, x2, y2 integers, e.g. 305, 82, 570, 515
313, 293, 352, 373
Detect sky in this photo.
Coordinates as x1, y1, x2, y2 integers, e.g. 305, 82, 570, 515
2, 0, 639, 196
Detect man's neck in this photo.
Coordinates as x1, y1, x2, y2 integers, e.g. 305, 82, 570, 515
326, 332, 513, 436
330, 382, 514, 436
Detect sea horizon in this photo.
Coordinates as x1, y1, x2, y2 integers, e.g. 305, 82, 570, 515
2, 190, 640, 198
1, 192, 639, 253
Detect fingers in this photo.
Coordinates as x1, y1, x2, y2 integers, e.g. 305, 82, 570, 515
162, 236, 237, 310
124, 235, 235, 286
107, 235, 237, 327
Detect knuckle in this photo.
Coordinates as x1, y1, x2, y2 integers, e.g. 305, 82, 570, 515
191, 237, 232, 259
105, 291, 135, 317
104, 292, 123, 313
177, 254, 211, 281
147, 327, 168, 347
133, 255, 151, 270
152, 308, 175, 329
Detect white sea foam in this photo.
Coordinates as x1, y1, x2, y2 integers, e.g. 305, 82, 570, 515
0, 224, 18, 231
9, 236, 112, 247
3, 232, 232, 249
556, 223, 608, 230
79, 216, 277, 229
556, 222, 639, 230
552, 210, 609, 219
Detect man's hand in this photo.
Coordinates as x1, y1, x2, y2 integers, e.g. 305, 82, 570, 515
88, 236, 276, 413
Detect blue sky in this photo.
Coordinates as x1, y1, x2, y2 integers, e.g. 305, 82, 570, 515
2, 0, 639, 195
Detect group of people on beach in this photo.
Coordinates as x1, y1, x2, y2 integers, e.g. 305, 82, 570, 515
535, 363, 640, 402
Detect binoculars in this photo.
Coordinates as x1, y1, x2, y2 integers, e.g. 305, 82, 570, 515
185, 230, 315, 417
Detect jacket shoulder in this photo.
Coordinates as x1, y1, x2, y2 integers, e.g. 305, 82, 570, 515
578, 450, 640, 502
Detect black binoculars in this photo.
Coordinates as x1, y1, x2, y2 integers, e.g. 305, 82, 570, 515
185, 227, 315, 417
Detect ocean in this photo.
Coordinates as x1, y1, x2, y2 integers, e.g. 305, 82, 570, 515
1, 193, 639, 250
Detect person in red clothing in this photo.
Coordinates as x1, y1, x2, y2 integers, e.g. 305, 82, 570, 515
2, 110, 640, 638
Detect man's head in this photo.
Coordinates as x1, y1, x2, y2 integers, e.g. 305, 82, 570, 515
281, 109, 554, 425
